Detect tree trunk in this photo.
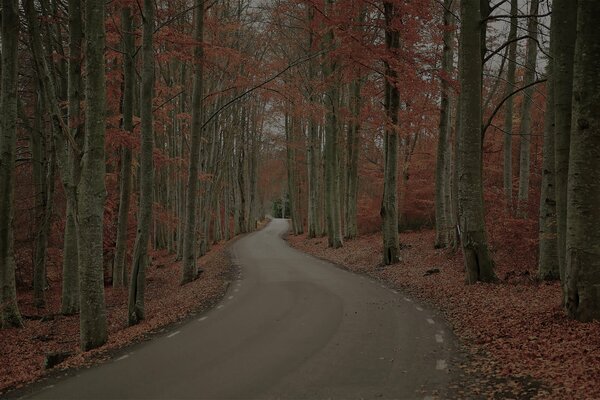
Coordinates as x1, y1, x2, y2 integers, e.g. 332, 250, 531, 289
128, 0, 154, 325
381, 1, 400, 265
33, 140, 55, 308
181, 0, 205, 284
323, 0, 343, 249
113, 6, 135, 288
503, 0, 518, 210
564, 0, 600, 322
538, 58, 558, 281
0, 0, 23, 328
78, 0, 108, 350
345, 79, 361, 240
457, 0, 496, 283
553, 0, 578, 285
516, 0, 540, 216
434, 0, 454, 248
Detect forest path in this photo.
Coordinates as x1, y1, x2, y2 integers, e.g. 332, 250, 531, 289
25, 219, 456, 400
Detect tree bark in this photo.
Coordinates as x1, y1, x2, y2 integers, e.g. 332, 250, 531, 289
381, 1, 400, 265
553, 0, 577, 285
564, 0, 600, 322
503, 0, 518, 210
181, 0, 205, 284
345, 78, 361, 240
538, 58, 558, 281
323, 0, 343, 249
78, 0, 108, 350
113, 6, 135, 288
128, 0, 154, 325
434, 0, 454, 248
0, 0, 23, 328
457, 0, 496, 283
516, 0, 540, 216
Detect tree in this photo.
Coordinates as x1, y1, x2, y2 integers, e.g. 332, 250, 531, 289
78, 0, 108, 350
502, 0, 518, 210
381, 1, 400, 265
181, 0, 206, 284
434, 0, 455, 248
538, 57, 558, 281
0, 0, 23, 328
564, 0, 600, 322
322, 0, 343, 249
113, 5, 135, 288
128, 0, 155, 325
553, 0, 577, 285
457, 0, 495, 283
62, 0, 84, 314
516, 0, 540, 216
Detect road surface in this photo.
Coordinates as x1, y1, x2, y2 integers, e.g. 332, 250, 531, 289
23, 218, 455, 399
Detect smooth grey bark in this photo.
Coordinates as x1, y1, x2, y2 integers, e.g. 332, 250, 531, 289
564, 0, 600, 322
306, 7, 320, 239
78, 0, 108, 350
33, 139, 55, 308
516, 0, 540, 216
0, 0, 23, 328
181, 0, 205, 284
503, 0, 518, 209
345, 79, 361, 240
285, 112, 303, 235
61, 0, 83, 314
553, 0, 577, 285
323, 0, 343, 249
538, 59, 558, 281
113, 6, 135, 288
381, 1, 400, 265
128, 0, 154, 325
434, 0, 454, 248
457, 0, 496, 283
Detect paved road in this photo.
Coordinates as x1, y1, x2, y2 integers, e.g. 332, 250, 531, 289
23, 219, 455, 399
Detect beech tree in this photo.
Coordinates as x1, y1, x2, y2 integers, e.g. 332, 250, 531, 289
564, 0, 600, 322
457, 0, 495, 283
78, 0, 108, 350
0, 0, 23, 328
128, 0, 155, 325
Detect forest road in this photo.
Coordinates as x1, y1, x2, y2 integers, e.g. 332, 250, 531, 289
24, 218, 456, 400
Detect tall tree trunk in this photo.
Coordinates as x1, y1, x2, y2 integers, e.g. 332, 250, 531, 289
128, 0, 154, 325
516, 0, 540, 216
306, 6, 320, 239
113, 6, 135, 288
345, 79, 361, 240
61, 0, 83, 314
181, 0, 205, 284
553, 0, 577, 286
538, 58, 558, 281
78, 0, 108, 350
457, 0, 496, 283
434, 0, 454, 248
33, 140, 55, 308
0, 0, 23, 328
503, 0, 518, 210
285, 112, 302, 235
564, 0, 600, 322
323, 0, 343, 249
381, 1, 400, 265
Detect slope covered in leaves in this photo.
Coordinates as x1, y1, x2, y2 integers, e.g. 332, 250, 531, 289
288, 230, 600, 399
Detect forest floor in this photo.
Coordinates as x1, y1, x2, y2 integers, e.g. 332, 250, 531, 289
288, 230, 600, 400
0, 241, 236, 396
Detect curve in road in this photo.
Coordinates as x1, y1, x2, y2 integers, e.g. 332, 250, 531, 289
22, 218, 456, 400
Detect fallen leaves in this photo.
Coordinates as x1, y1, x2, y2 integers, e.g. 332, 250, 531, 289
0, 243, 233, 396
287, 229, 600, 399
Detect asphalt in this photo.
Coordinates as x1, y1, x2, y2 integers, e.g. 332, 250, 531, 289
21, 218, 456, 400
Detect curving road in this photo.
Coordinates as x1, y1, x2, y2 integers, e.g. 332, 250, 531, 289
23, 219, 455, 400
